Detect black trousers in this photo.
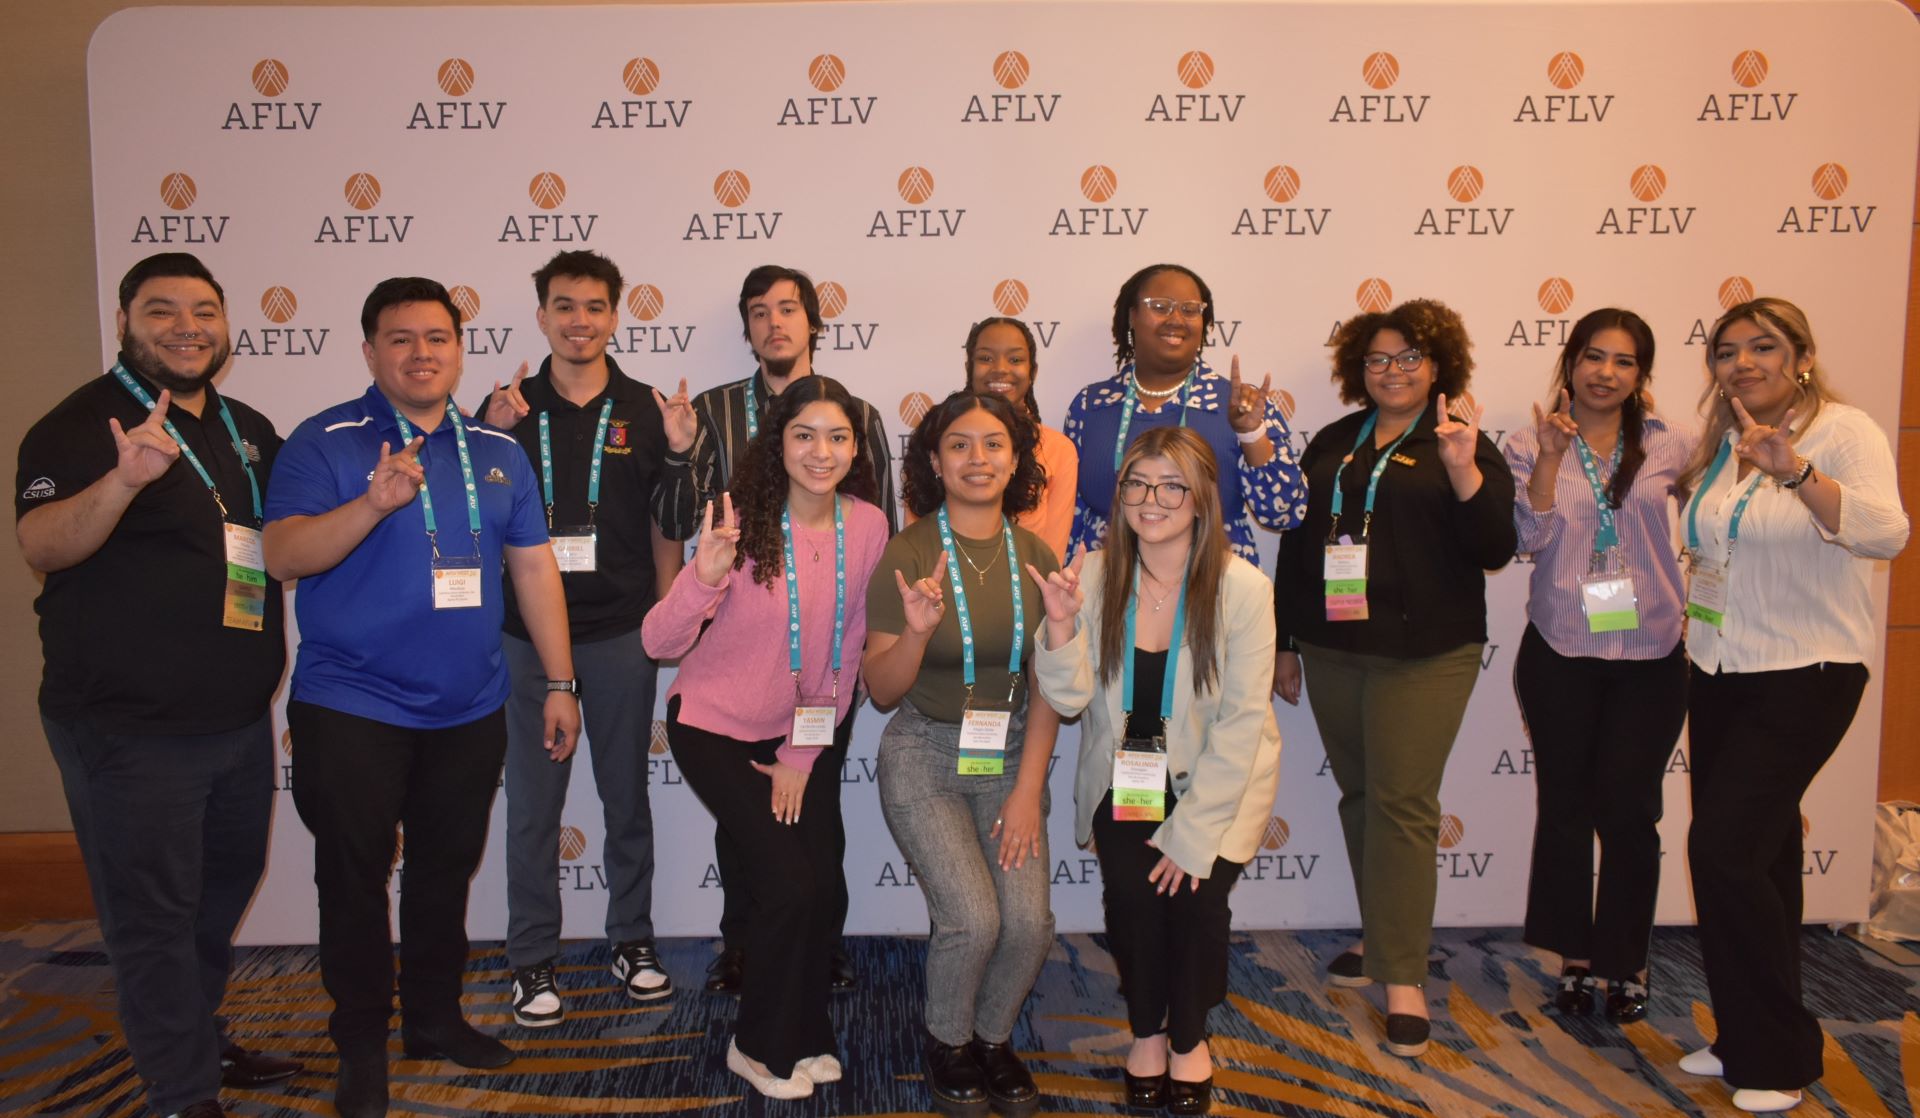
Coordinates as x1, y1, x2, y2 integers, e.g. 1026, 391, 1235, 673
288, 701, 507, 1048
1687, 661, 1867, 1092
716, 704, 854, 957
43, 712, 273, 1116
669, 696, 849, 1079
1513, 625, 1688, 979
1091, 790, 1241, 1053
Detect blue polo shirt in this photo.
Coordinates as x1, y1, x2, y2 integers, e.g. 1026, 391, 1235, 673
266, 385, 548, 729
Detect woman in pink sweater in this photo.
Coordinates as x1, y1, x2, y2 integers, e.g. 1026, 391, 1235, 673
641, 376, 889, 1100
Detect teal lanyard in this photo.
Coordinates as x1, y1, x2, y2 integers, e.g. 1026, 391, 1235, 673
744, 376, 760, 440
393, 399, 482, 559
1572, 433, 1624, 558
1327, 409, 1421, 542
1685, 436, 1766, 560
1112, 360, 1199, 469
782, 498, 847, 694
935, 505, 1024, 702
537, 399, 613, 528
1122, 570, 1186, 730
109, 365, 262, 523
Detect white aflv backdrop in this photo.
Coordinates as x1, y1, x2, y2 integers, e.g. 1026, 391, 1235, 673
86, 2, 1919, 945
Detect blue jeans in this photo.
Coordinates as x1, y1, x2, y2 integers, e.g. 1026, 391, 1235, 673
44, 711, 273, 1116
876, 701, 1055, 1046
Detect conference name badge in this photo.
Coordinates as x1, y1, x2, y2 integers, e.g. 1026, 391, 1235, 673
1324, 542, 1368, 622
790, 699, 836, 749
1580, 573, 1639, 633
1112, 736, 1168, 822
550, 527, 597, 573
1686, 560, 1729, 628
431, 556, 485, 609
958, 707, 1011, 775
222, 523, 268, 631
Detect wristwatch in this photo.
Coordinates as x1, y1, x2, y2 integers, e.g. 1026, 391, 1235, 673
1781, 456, 1815, 490
546, 678, 581, 697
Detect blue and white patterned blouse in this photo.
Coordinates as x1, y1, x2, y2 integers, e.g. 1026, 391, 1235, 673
1062, 359, 1308, 563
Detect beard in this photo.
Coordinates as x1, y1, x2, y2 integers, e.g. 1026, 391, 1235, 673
120, 334, 230, 396
761, 355, 801, 381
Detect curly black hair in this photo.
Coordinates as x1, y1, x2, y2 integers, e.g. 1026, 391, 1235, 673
959, 316, 1041, 420
1109, 263, 1215, 368
900, 391, 1046, 520
727, 376, 878, 588
1327, 298, 1474, 407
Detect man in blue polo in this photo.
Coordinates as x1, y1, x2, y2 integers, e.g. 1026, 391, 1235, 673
477, 249, 696, 1026
262, 277, 580, 1118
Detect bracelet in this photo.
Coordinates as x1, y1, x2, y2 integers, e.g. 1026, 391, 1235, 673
1781, 457, 1815, 490
1235, 426, 1267, 445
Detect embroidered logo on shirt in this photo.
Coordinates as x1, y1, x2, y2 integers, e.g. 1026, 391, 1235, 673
608, 421, 629, 448
483, 467, 511, 485
241, 439, 262, 463
20, 477, 55, 500
1391, 453, 1417, 467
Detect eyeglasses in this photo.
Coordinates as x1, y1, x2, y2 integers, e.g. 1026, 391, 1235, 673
1138, 297, 1208, 320
1118, 479, 1191, 509
1361, 348, 1425, 373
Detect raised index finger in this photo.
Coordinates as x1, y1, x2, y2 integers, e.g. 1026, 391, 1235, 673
1435, 393, 1450, 422
144, 389, 172, 427
1228, 355, 1242, 392
1729, 396, 1755, 430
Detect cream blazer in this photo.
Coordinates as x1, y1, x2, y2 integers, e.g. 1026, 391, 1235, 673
1033, 550, 1282, 878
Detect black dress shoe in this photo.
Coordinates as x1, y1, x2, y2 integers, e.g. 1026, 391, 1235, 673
221, 1043, 303, 1087
923, 1029, 989, 1117
165, 1103, 225, 1118
1167, 1075, 1213, 1116
1384, 1013, 1430, 1058
334, 1046, 388, 1118
970, 1036, 1039, 1117
829, 947, 857, 992
1605, 978, 1649, 1024
705, 947, 744, 996
1326, 950, 1372, 988
401, 1018, 515, 1069
1124, 1069, 1169, 1110
1554, 966, 1596, 1014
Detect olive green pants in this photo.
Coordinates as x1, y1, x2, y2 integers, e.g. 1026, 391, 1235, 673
1298, 640, 1484, 986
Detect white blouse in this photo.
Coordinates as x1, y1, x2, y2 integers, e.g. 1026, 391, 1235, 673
1685, 402, 1908, 674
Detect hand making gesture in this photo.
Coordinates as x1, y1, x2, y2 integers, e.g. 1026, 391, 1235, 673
1731, 397, 1801, 480
365, 437, 427, 514
1531, 389, 1577, 459
108, 388, 181, 489
652, 377, 697, 455
1226, 355, 1273, 436
483, 362, 531, 429
894, 550, 949, 635
1025, 547, 1086, 651
692, 494, 741, 588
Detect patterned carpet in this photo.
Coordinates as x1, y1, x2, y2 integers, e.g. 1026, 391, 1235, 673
1, 922, 1915, 1116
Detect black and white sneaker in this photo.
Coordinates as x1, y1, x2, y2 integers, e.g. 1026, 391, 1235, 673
612, 940, 674, 1001
510, 961, 564, 1028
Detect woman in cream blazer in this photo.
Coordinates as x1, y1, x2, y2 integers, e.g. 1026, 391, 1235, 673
1030, 427, 1281, 1117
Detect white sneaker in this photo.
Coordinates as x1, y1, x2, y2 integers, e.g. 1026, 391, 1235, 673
1732, 1088, 1802, 1112
611, 940, 673, 1001
509, 962, 563, 1028
727, 1038, 814, 1099
1679, 1046, 1724, 1077
796, 1053, 842, 1083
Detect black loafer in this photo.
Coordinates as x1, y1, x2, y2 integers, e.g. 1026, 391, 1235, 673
1554, 966, 1596, 1014
1327, 950, 1372, 987
970, 1036, 1039, 1117
1167, 1075, 1213, 1116
333, 1045, 388, 1118
923, 1029, 989, 1117
1124, 1069, 1169, 1110
220, 1043, 302, 1087
1605, 978, 1649, 1024
1384, 1013, 1430, 1058
705, 947, 744, 996
830, 947, 857, 993
401, 1018, 514, 1068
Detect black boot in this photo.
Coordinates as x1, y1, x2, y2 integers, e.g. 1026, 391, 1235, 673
923, 1028, 989, 1117
333, 1041, 388, 1118
401, 1016, 514, 1068
970, 1036, 1040, 1117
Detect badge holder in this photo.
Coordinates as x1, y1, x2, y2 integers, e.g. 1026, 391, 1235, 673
550, 523, 598, 572
1580, 548, 1639, 634
958, 682, 1015, 776
1324, 526, 1369, 622
1112, 731, 1169, 821
1685, 552, 1729, 629
431, 530, 485, 610
222, 519, 268, 631
790, 670, 839, 749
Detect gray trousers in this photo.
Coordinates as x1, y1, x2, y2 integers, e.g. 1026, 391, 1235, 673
877, 701, 1055, 1046
504, 628, 659, 967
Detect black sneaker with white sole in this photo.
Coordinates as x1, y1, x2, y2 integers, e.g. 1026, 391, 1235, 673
510, 961, 564, 1028
612, 940, 673, 1001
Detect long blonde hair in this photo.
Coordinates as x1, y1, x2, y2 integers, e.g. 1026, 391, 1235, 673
1677, 297, 1838, 498
1096, 427, 1230, 695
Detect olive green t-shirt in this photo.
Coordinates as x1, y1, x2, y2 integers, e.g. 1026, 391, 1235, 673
866, 511, 1060, 724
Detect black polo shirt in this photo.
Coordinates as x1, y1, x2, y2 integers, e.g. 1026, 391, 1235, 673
483, 356, 694, 644
15, 364, 286, 735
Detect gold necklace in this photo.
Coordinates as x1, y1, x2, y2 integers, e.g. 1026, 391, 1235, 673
1137, 563, 1175, 612
956, 539, 1000, 587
